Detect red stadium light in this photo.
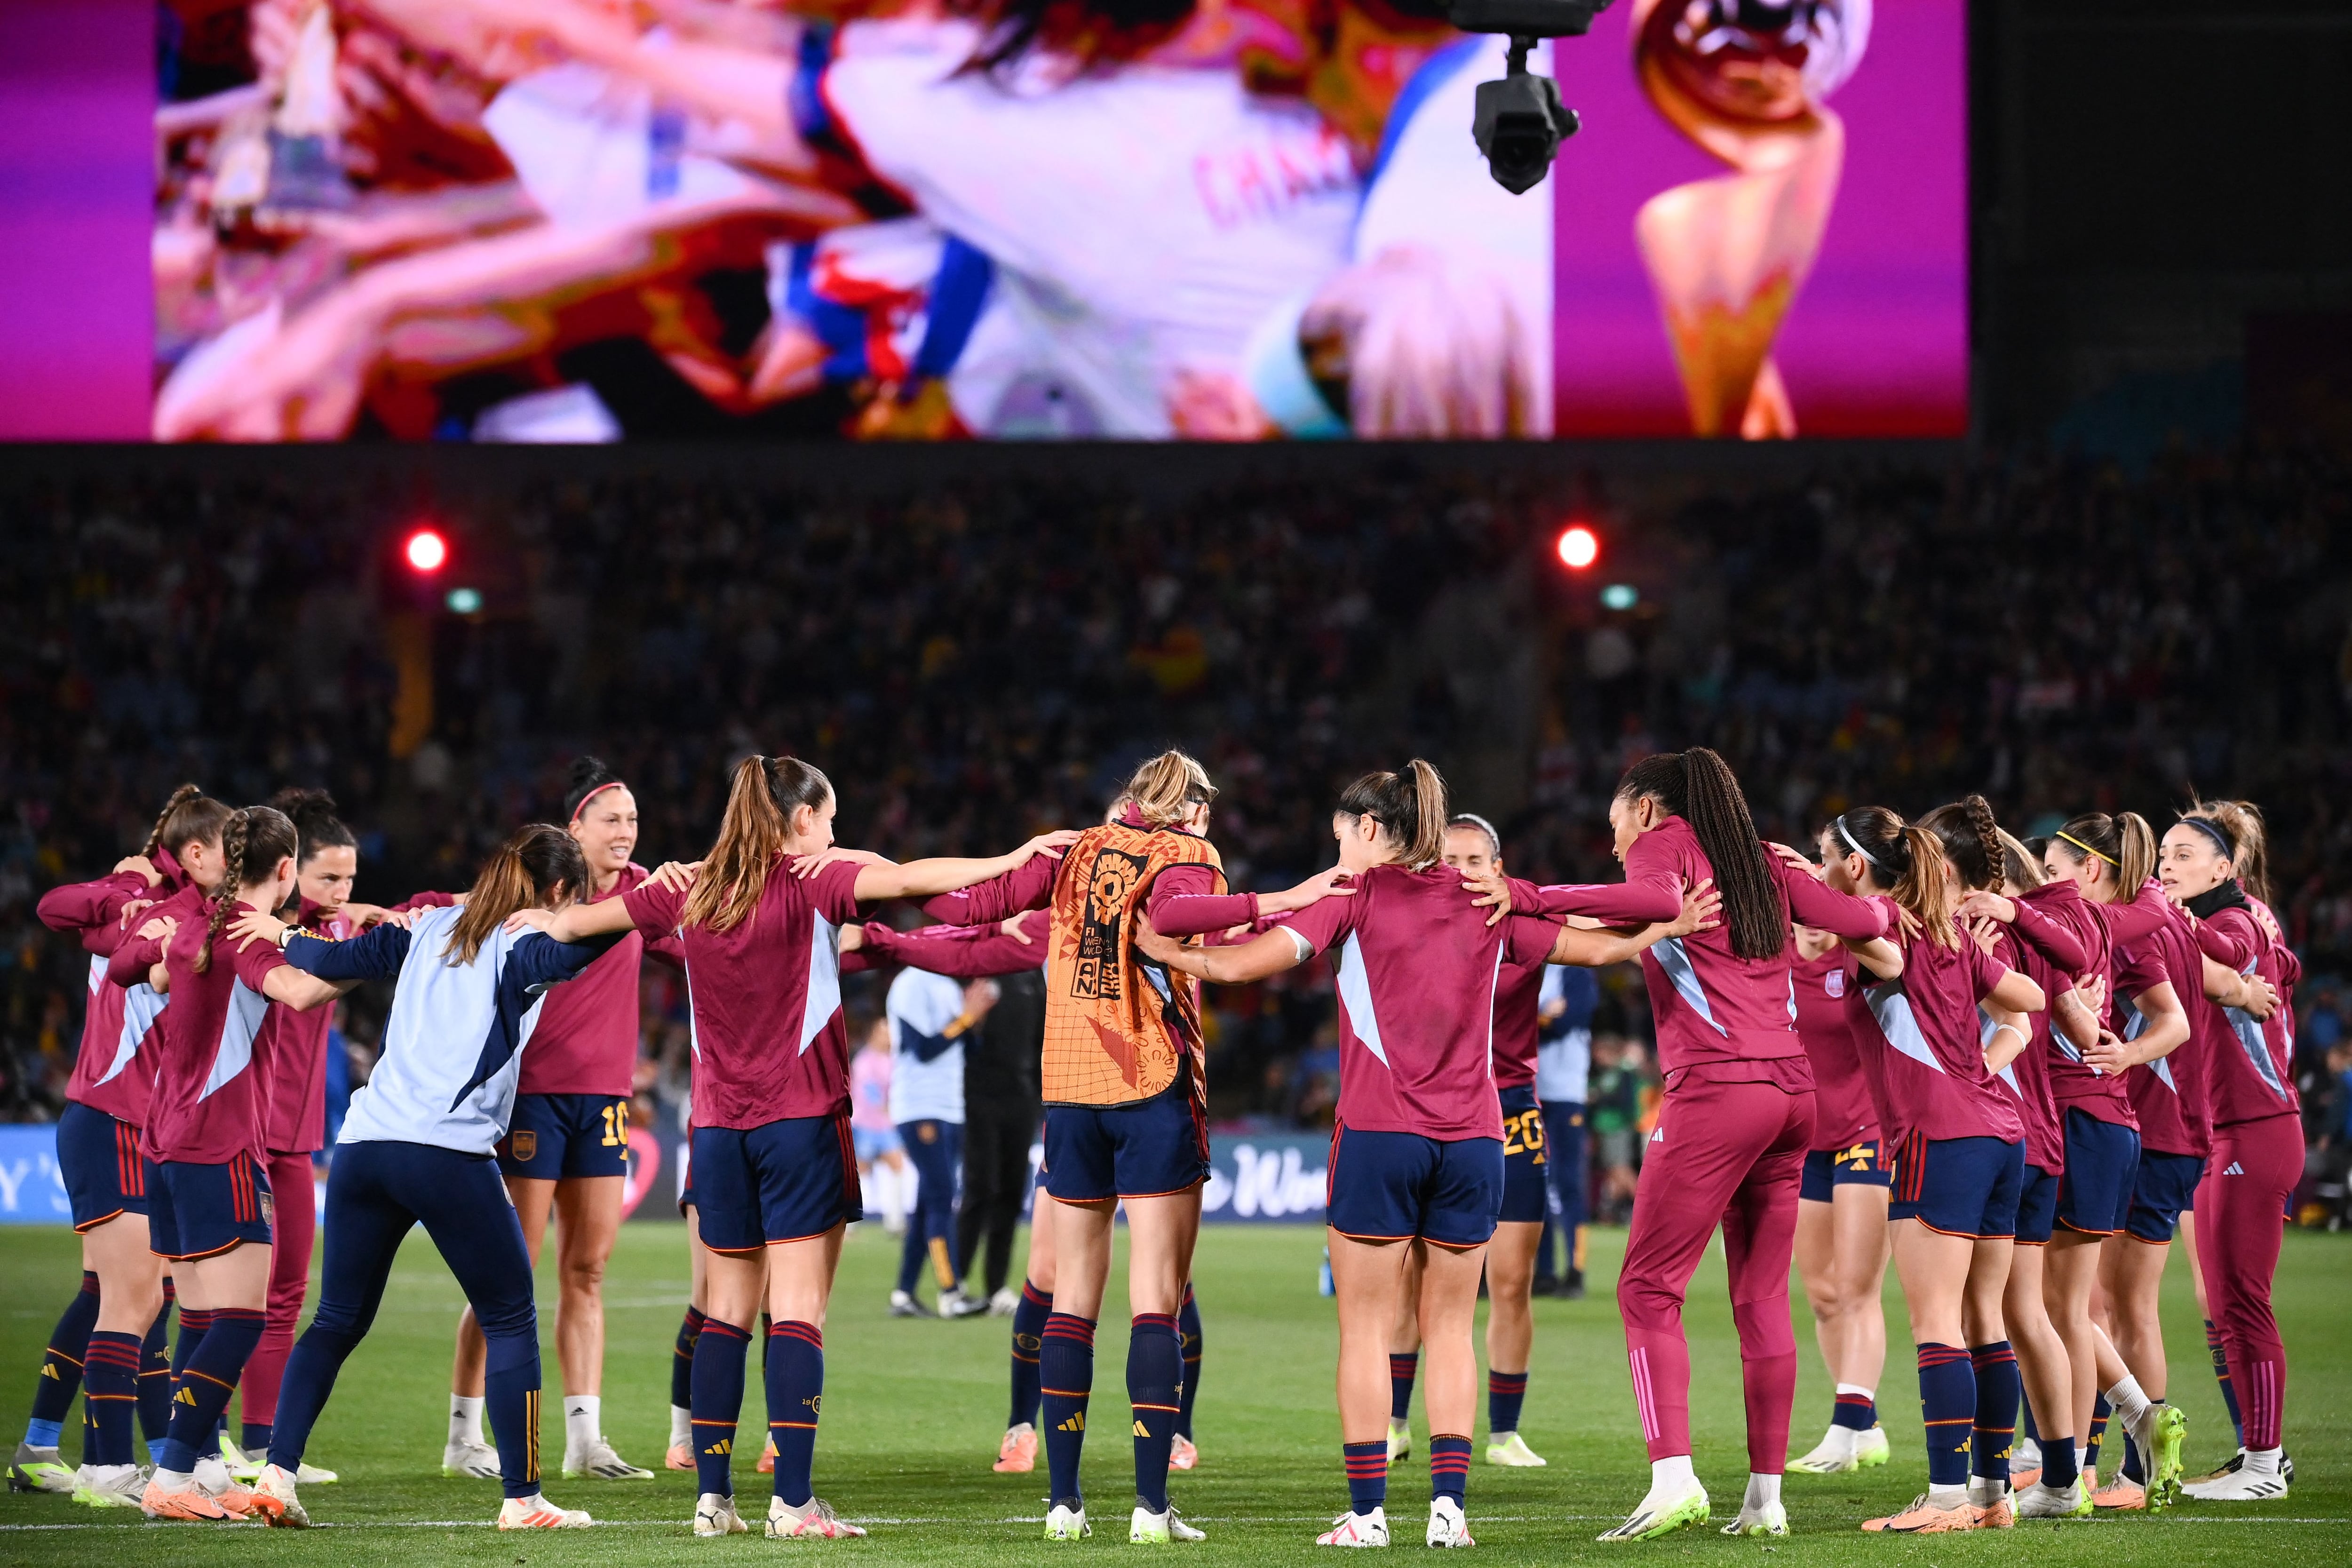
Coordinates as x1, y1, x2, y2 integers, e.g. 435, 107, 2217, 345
404, 529, 449, 573
1556, 524, 1599, 571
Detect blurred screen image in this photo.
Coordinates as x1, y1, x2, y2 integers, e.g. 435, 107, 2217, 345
141, 0, 1960, 442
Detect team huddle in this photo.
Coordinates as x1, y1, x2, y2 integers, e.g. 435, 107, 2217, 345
8, 742, 2304, 1544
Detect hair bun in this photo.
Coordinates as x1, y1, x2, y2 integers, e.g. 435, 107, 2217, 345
568, 755, 615, 792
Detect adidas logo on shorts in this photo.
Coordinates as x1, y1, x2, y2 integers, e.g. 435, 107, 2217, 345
2223, 1162, 2246, 1176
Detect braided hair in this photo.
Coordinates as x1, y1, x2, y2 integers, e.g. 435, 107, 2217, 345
192, 806, 299, 974
1616, 748, 1781, 960
140, 783, 232, 864
1917, 795, 2005, 893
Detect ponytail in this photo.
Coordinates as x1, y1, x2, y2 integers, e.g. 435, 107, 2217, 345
444, 824, 589, 964
1619, 748, 1781, 960
683, 755, 834, 932
1334, 758, 1449, 870
1117, 750, 1216, 828
2185, 797, 2270, 905
194, 806, 298, 974
2117, 812, 2157, 893
1890, 826, 1960, 947
2052, 811, 2153, 901
267, 787, 356, 867
1834, 806, 1958, 947
1917, 795, 2004, 892
141, 783, 232, 863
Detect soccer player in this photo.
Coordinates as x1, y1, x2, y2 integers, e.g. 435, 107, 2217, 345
108, 805, 350, 1522
1809, 807, 2045, 1535
2081, 844, 2210, 1510
532, 753, 1073, 1539
1784, 862, 1894, 1477
1140, 761, 1711, 1548
1532, 965, 1597, 1300
447, 759, 673, 1483
881, 947, 997, 1318
222, 788, 359, 1486
912, 751, 1341, 1544
238, 823, 631, 1530
19, 786, 229, 1504
2036, 814, 2171, 1495
1470, 750, 1889, 1541
2162, 804, 2301, 1500
1441, 813, 1556, 1469
1946, 816, 2098, 1519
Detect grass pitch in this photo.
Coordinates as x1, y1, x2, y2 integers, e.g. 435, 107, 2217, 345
1, 1216, 2345, 1565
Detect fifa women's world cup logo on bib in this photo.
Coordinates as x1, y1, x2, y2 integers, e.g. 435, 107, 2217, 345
1073, 850, 1148, 1001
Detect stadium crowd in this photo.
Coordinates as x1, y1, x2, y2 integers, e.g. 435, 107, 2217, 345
3, 441, 2350, 1216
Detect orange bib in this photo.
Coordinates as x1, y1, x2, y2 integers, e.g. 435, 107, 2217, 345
1041, 822, 1225, 1107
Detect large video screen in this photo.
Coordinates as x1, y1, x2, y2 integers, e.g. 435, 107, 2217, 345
132, 0, 1963, 442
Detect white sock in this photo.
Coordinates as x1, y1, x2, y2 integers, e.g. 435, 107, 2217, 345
1927, 1482, 1968, 1509
1744, 1473, 1781, 1512
450, 1393, 485, 1448
2075, 1444, 2090, 1472
1647, 1454, 1698, 1500
670, 1403, 692, 1448
564, 1394, 601, 1456
154, 1466, 194, 1490
2245, 1446, 2283, 1476
1835, 1381, 1875, 1403
192, 1454, 230, 1487
1490, 1429, 1515, 1443
2105, 1375, 2150, 1431
1817, 1424, 1855, 1456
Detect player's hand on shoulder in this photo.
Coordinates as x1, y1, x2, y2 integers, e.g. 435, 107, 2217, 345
789, 848, 882, 879
228, 909, 286, 953
1460, 864, 1510, 927
1011, 830, 1081, 865
647, 859, 705, 891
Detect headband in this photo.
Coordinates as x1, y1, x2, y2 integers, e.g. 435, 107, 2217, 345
1835, 817, 1885, 870
1450, 813, 1502, 854
2177, 816, 2236, 860
2054, 829, 2118, 868
570, 780, 626, 822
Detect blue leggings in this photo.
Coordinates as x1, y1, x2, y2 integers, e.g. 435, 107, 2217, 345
1536, 1099, 1587, 1280
896, 1119, 964, 1295
266, 1140, 542, 1498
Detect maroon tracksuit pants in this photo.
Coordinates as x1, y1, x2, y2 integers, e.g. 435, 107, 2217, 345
1618, 1072, 1814, 1471
2194, 1113, 2298, 1452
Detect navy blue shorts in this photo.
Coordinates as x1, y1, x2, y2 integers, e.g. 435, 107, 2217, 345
145, 1154, 272, 1261
691, 1114, 861, 1251
1498, 1086, 1549, 1224
1800, 1138, 1892, 1202
1042, 1086, 1208, 1203
1327, 1127, 1504, 1250
2055, 1108, 2140, 1236
1888, 1132, 2025, 1239
2016, 1162, 2061, 1245
499, 1093, 632, 1181
2125, 1149, 2206, 1242
57, 1101, 147, 1232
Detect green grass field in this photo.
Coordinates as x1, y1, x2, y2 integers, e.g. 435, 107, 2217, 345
2, 1219, 2346, 1564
